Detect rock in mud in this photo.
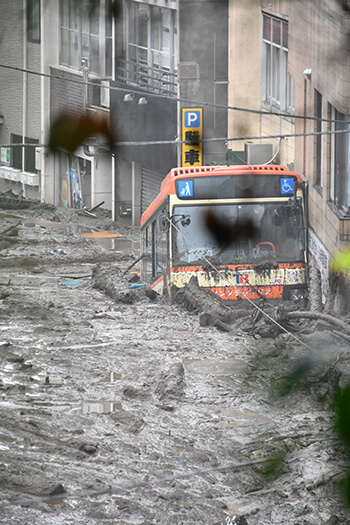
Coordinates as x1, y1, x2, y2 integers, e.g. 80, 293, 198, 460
154, 362, 185, 405
109, 410, 145, 435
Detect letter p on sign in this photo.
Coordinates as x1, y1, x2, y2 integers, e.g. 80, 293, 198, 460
185, 110, 200, 128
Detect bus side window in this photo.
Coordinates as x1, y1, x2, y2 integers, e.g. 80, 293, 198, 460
141, 226, 151, 281
151, 220, 157, 279
151, 209, 169, 281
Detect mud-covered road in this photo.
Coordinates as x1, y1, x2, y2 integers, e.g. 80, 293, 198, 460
0, 204, 350, 524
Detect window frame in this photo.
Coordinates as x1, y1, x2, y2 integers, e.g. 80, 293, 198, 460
27, 0, 41, 43
59, 0, 113, 78
11, 135, 39, 174
261, 13, 294, 114
315, 90, 323, 189
126, 1, 177, 81
329, 104, 350, 213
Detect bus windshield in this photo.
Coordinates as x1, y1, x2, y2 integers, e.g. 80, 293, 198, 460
172, 202, 305, 265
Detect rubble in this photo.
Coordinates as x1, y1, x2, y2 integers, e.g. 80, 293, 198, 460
0, 204, 349, 524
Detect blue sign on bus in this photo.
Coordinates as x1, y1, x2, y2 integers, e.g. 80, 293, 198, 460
280, 178, 294, 195
178, 180, 194, 197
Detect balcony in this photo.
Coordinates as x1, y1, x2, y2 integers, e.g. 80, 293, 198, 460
117, 59, 178, 97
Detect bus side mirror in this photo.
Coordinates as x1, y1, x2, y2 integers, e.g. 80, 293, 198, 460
159, 214, 169, 232
181, 216, 191, 227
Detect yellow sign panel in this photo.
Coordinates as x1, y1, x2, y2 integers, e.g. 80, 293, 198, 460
182, 108, 203, 167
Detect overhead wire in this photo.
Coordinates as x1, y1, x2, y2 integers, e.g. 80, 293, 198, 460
1, 127, 350, 151
1, 455, 283, 508
0, 62, 349, 126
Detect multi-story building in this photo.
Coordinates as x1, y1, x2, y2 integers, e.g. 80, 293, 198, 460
228, 0, 350, 306
289, 0, 350, 305
0, 0, 42, 200
0, 0, 228, 225
228, 0, 295, 167
111, 0, 228, 224
0, 0, 115, 213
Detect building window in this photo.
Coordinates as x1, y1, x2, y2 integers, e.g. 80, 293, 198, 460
11, 135, 39, 174
329, 105, 350, 213
27, 0, 40, 43
315, 90, 323, 188
121, 1, 177, 95
261, 13, 294, 113
60, 0, 113, 77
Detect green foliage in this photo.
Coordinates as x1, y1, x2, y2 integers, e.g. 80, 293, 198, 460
272, 357, 313, 398
258, 454, 285, 482
330, 249, 350, 273
334, 385, 350, 447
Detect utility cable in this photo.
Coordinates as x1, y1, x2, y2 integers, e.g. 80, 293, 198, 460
263, 137, 284, 165
112, 127, 350, 147
1, 455, 282, 508
1, 126, 350, 151
0, 62, 349, 125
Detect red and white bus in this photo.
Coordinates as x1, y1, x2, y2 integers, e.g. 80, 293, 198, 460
140, 165, 308, 302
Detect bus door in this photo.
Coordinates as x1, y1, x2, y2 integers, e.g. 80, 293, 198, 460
141, 200, 170, 289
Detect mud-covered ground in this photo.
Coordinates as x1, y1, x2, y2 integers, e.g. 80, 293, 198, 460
0, 203, 350, 524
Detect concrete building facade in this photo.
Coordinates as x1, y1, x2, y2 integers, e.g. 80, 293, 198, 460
111, 0, 228, 224
0, 1, 115, 214
0, 0, 41, 200
227, 0, 350, 305
289, 0, 350, 303
228, 0, 295, 167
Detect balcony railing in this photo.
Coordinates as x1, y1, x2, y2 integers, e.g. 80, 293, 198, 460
117, 58, 178, 96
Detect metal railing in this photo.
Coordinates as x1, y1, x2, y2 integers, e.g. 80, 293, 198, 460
117, 58, 177, 96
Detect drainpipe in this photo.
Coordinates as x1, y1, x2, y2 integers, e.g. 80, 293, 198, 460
302, 69, 312, 177
40, 0, 46, 203
303, 77, 307, 177
22, 0, 28, 196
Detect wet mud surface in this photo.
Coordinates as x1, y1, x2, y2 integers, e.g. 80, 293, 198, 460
0, 205, 350, 524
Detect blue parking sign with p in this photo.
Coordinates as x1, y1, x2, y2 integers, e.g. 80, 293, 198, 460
184, 110, 201, 128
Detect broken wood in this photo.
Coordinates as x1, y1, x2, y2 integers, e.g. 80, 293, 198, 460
172, 276, 235, 325
0, 221, 21, 236
309, 266, 323, 312
277, 310, 350, 335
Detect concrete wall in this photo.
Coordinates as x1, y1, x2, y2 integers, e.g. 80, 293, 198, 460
227, 0, 261, 153
111, 82, 178, 175
0, 0, 42, 199
0, 1, 25, 144
227, 0, 294, 167
289, 0, 350, 261
40, 0, 59, 205
179, 0, 228, 165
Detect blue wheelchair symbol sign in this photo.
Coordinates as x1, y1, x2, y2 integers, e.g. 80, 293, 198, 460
280, 178, 294, 195
179, 180, 193, 197
184, 110, 201, 128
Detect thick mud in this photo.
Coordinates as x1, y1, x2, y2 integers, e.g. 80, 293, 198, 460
0, 204, 350, 524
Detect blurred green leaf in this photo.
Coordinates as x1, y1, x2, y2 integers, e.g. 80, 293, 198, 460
330, 249, 350, 273
334, 385, 350, 447
272, 358, 313, 398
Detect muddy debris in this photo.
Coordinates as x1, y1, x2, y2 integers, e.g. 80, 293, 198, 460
0, 204, 350, 524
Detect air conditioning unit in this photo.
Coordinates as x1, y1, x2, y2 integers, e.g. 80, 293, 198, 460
244, 143, 273, 164
100, 80, 110, 108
